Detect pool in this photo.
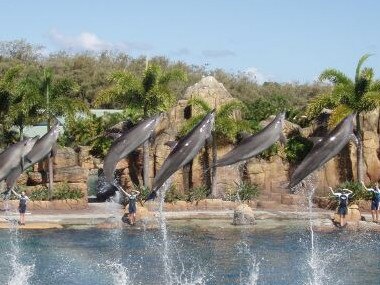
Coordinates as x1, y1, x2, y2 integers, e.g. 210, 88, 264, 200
0, 221, 379, 285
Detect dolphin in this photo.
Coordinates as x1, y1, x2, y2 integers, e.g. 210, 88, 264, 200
102, 114, 161, 184
289, 113, 357, 188
5, 122, 61, 191
214, 112, 286, 167
146, 110, 215, 201
0, 137, 39, 183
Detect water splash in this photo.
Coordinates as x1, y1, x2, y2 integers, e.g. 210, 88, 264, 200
3, 199, 34, 285
156, 180, 207, 285
295, 176, 333, 285
105, 261, 131, 285
238, 242, 260, 285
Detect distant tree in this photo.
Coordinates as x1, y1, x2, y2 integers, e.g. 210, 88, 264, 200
306, 54, 380, 182
95, 62, 187, 188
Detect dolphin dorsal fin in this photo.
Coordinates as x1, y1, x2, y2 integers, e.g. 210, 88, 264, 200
164, 141, 178, 149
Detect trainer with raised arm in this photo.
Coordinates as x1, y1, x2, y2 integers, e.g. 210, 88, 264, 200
330, 187, 353, 227
125, 190, 140, 226
361, 181, 380, 223
11, 189, 29, 225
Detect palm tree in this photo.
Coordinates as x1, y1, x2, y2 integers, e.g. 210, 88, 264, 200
38, 68, 88, 199
95, 62, 187, 188
179, 97, 251, 197
306, 54, 380, 182
1, 65, 43, 140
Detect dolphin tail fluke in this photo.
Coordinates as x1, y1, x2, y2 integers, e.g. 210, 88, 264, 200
144, 191, 157, 203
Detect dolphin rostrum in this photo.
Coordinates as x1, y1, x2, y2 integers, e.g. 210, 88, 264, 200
289, 113, 357, 188
146, 110, 215, 200
0, 137, 39, 183
5, 122, 61, 191
214, 112, 286, 167
102, 114, 161, 184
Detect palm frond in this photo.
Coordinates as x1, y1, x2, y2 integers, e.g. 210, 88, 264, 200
305, 93, 337, 118
370, 80, 380, 92
178, 114, 205, 137
217, 100, 247, 118
187, 97, 212, 113
328, 105, 352, 128
355, 53, 373, 83
363, 91, 380, 109
159, 68, 187, 86
319, 69, 351, 85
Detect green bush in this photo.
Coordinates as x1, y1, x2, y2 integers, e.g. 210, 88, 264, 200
29, 186, 49, 201
164, 185, 186, 203
187, 185, 209, 202
225, 181, 260, 202
285, 135, 313, 163
238, 181, 260, 201
29, 183, 84, 201
52, 182, 84, 200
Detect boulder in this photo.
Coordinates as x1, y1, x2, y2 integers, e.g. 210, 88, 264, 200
27, 172, 43, 185
53, 166, 89, 183
333, 204, 362, 223
232, 204, 255, 225
53, 147, 78, 168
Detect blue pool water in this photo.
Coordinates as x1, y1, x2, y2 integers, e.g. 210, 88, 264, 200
0, 223, 379, 285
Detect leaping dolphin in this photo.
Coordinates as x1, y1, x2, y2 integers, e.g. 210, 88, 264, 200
146, 110, 215, 201
289, 113, 357, 188
214, 112, 286, 167
5, 122, 61, 191
102, 114, 161, 184
0, 137, 39, 183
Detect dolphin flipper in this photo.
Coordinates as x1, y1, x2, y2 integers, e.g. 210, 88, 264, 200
145, 191, 157, 202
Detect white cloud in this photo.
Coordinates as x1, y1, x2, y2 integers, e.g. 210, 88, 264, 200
244, 67, 273, 84
48, 29, 152, 53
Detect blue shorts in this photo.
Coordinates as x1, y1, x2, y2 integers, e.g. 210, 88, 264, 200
338, 206, 347, 216
19, 206, 26, 214
371, 200, 380, 211
128, 203, 136, 214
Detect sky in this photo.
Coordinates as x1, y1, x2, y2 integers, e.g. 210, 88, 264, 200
1, 0, 380, 83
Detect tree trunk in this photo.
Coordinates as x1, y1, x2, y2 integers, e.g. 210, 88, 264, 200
356, 113, 364, 182
210, 134, 218, 198
143, 140, 150, 188
19, 126, 24, 141
182, 161, 193, 194
47, 118, 54, 200
202, 140, 212, 192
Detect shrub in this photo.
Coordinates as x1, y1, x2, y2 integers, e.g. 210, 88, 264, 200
52, 182, 84, 200
29, 183, 84, 201
285, 135, 313, 164
164, 185, 186, 203
238, 181, 260, 201
225, 181, 260, 202
187, 186, 209, 202
29, 186, 49, 201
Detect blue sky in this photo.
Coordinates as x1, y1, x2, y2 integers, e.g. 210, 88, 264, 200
1, 0, 380, 83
